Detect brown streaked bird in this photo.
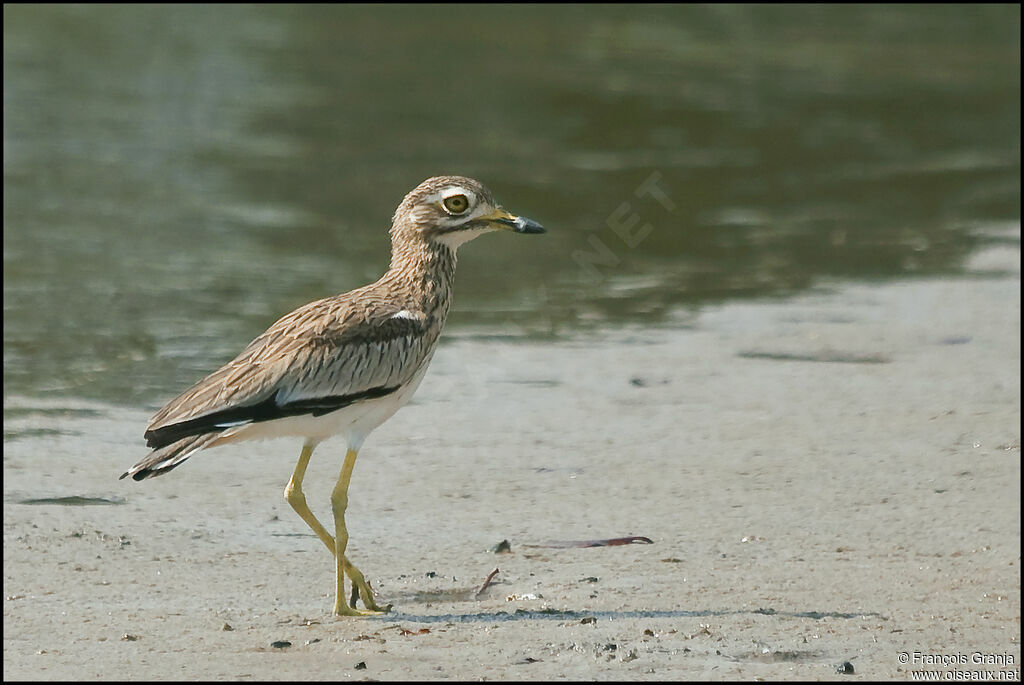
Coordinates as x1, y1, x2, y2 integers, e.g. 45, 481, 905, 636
121, 176, 545, 616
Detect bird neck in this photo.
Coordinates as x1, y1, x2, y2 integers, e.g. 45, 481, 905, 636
385, 238, 457, 314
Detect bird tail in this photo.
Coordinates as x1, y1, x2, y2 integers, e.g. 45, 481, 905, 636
120, 432, 222, 481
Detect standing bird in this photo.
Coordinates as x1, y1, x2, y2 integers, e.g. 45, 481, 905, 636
121, 176, 545, 616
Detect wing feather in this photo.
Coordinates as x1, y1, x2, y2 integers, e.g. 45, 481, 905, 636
144, 291, 438, 443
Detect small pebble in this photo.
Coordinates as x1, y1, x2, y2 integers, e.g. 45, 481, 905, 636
837, 661, 855, 674
270, 641, 291, 649
354, 662, 367, 670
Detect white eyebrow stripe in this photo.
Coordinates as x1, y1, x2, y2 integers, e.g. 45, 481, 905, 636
422, 187, 477, 206
441, 186, 475, 203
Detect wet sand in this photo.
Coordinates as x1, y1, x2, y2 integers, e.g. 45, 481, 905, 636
3, 242, 1020, 680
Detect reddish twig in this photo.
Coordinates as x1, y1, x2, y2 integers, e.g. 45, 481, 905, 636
475, 567, 501, 597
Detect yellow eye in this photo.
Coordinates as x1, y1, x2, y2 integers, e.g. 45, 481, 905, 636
443, 194, 469, 214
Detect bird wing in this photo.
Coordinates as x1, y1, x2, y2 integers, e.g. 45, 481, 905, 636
144, 291, 436, 450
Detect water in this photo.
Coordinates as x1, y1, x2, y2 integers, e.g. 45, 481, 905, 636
3, 4, 1020, 407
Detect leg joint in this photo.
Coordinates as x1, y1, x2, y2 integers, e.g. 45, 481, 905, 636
285, 482, 306, 507
330, 487, 349, 514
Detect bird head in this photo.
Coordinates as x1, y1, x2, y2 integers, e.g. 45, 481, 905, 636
391, 175, 545, 251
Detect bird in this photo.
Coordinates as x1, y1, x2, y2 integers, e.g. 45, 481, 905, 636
121, 176, 545, 616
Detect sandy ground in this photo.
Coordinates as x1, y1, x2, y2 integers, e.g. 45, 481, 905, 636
4, 241, 1020, 681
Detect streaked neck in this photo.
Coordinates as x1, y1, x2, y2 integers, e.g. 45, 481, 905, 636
385, 237, 457, 314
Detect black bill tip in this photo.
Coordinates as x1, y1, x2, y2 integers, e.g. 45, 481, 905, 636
496, 215, 545, 234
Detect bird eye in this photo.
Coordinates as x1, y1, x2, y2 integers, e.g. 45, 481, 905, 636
442, 194, 470, 214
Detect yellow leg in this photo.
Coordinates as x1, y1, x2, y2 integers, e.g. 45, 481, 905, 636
284, 444, 336, 554
285, 444, 391, 616
330, 448, 392, 616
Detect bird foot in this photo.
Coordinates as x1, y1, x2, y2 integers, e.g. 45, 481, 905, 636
333, 602, 388, 617
349, 577, 392, 613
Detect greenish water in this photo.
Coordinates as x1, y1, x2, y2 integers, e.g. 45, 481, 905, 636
3, 4, 1020, 407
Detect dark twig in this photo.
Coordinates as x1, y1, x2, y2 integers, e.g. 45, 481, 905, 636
524, 536, 654, 549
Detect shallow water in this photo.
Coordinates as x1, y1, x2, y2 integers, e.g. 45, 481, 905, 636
3, 4, 1020, 408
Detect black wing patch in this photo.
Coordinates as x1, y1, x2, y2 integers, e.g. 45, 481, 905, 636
144, 385, 399, 450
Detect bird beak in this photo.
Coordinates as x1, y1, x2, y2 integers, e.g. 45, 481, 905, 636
483, 208, 546, 234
